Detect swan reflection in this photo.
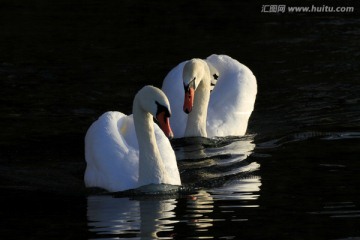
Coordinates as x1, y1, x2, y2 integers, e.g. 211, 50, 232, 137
185, 190, 215, 231
87, 175, 262, 239
183, 178, 261, 238
87, 195, 178, 239
174, 135, 256, 163
175, 135, 260, 190
87, 135, 262, 239
210, 177, 262, 203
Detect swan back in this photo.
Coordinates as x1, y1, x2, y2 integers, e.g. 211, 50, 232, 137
206, 54, 257, 137
85, 112, 139, 191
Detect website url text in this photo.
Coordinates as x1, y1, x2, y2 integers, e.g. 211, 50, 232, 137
261, 5, 355, 14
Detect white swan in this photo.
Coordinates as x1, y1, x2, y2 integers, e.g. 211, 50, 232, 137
162, 54, 257, 138
84, 86, 181, 192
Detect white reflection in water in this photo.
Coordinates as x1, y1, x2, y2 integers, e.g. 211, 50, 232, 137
87, 195, 178, 239
206, 137, 256, 161
176, 136, 259, 185
184, 179, 261, 238
87, 136, 262, 239
185, 191, 216, 231
207, 177, 262, 212
175, 135, 255, 162
87, 176, 262, 240
210, 177, 262, 201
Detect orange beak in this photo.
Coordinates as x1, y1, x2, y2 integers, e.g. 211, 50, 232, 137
183, 87, 194, 114
156, 112, 174, 139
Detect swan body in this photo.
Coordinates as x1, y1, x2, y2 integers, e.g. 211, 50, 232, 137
162, 54, 257, 138
84, 86, 181, 192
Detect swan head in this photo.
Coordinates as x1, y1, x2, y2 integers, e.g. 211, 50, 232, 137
182, 59, 205, 114
136, 86, 174, 139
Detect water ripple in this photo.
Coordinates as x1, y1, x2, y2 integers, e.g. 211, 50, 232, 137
309, 201, 360, 219
173, 136, 260, 190
256, 131, 360, 149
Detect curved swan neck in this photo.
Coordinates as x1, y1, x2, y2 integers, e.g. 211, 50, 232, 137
184, 62, 211, 137
133, 97, 169, 186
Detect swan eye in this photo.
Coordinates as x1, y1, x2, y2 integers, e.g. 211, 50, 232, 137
155, 101, 171, 118
183, 77, 196, 93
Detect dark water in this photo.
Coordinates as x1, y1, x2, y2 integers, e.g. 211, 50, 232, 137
1, 1, 359, 239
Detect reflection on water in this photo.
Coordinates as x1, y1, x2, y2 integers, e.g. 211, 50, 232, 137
256, 131, 360, 149
210, 178, 261, 203
310, 201, 360, 219
172, 135, 255, 161
87, 196, 178, 239
87, 176, 262, 239
173, 135, 260, 190
87, 135, 262, 239
183, 190, 215, 237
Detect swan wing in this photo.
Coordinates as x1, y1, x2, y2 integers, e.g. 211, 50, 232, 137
154, 124, 181, 185
162, 61, 188, 138
206, 54, 257, 137
85, 112, 139, 192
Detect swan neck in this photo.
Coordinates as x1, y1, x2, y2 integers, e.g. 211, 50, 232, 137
133, 98, 169, 186
185, 65, 211, 137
